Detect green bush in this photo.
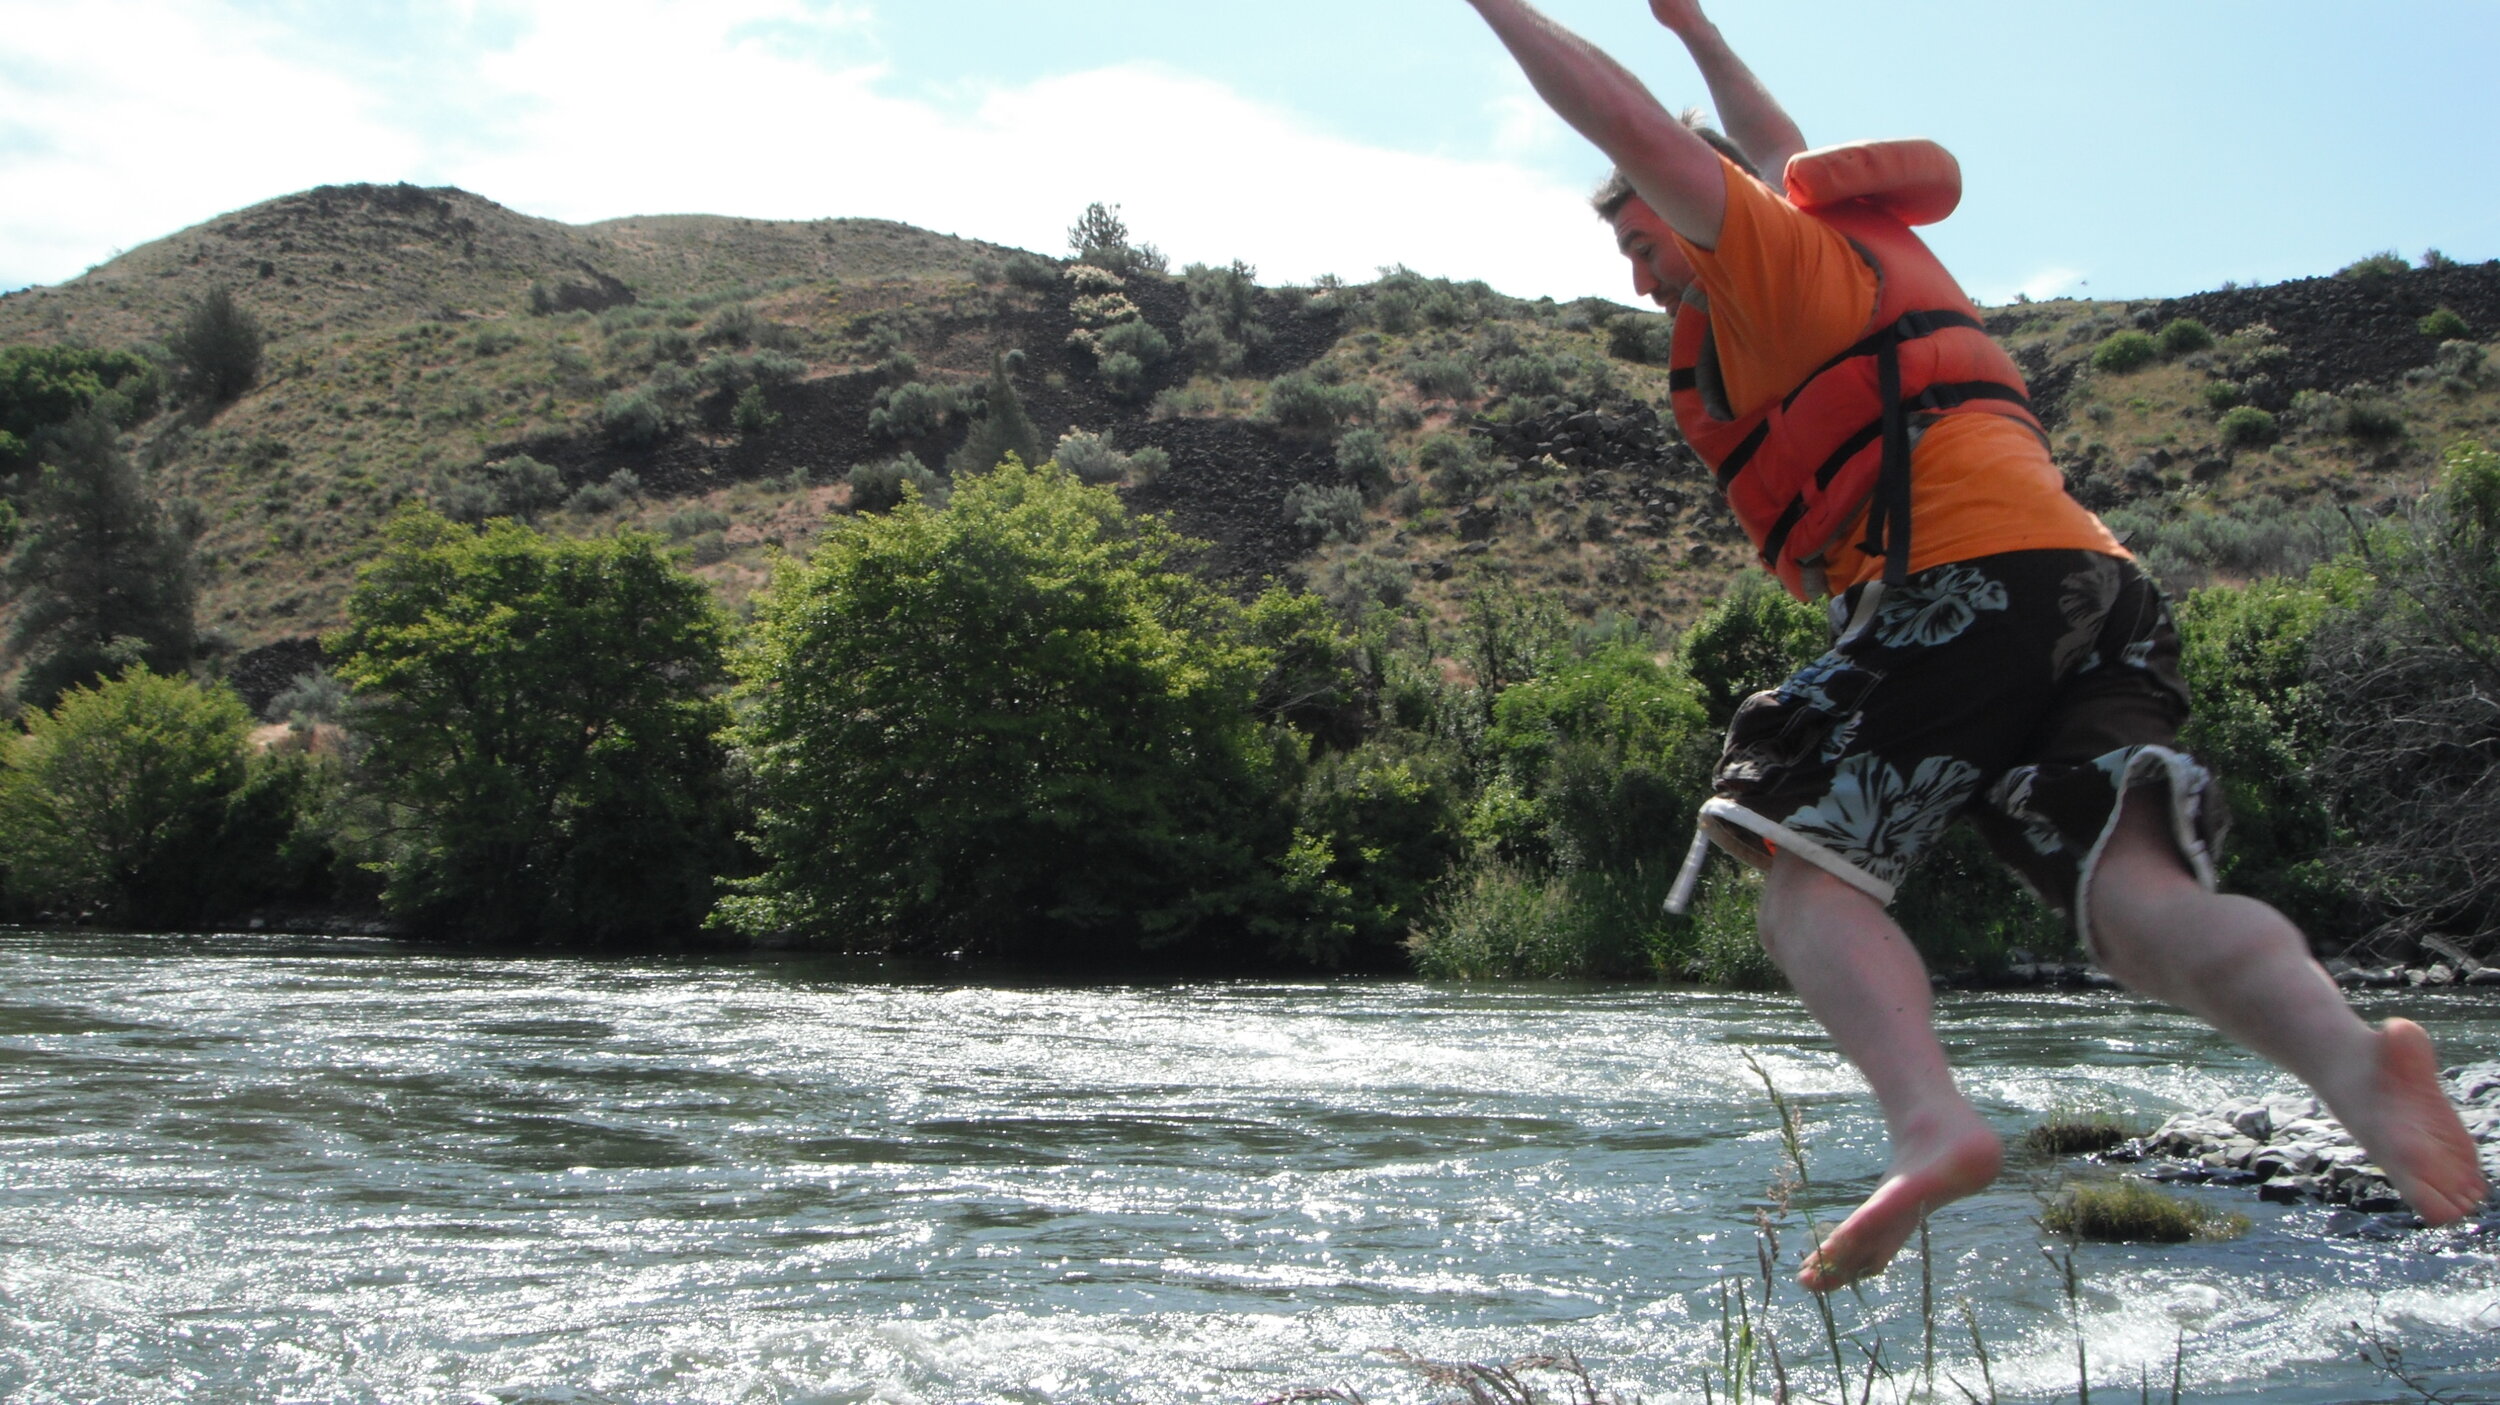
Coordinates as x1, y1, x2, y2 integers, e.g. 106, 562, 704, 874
1002, 254, 1060, 290
1334, 428, 1399, 501
1181, 260, 1270, 376
2090, 330, 2159, 374
731, 384, 780, 436
2420, 306, 2471, 339
846, 454, 940, 513
2217, 405, 2279, 448
868, 380, 958, 440
1266, 371, 1375, 439
1, 346, 161, 470
1607, 312, 1676, 364
0, 668, 301, 926
2342, 395, 2404, 443
2337, 250, 2409, 280
167, 286, 264, 403
598, 390, 670, 448
723, 459, 1289, 960
1490, 352, 1565, 398
1285, 481, 1366, 545
2202, 380, 2246, 412
332, 510, 739, 945
1407, 357, 1476, 400
1677, 574, 1825, 728
1091, 319, 1172, 402
2155, 318, 2215, 356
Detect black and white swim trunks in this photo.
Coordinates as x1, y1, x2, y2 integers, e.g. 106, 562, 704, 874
1700, 550, 2227, 951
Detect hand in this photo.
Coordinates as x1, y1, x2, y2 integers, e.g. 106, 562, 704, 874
1649, 0, 1712, 36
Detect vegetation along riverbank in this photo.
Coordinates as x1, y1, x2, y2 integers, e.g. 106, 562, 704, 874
6, 185, 2500, 981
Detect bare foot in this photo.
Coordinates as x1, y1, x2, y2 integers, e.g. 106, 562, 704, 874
1798, 1106, 2003, 1293
2326, 1018, 2489, 1225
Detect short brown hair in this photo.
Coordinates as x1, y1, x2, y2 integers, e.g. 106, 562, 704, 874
1591, 109, 1759, 221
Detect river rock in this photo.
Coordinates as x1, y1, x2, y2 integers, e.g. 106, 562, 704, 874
2131, 1059, 2500, 1218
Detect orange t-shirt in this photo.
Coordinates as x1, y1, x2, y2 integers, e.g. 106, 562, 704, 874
1670, 158, 2122, 591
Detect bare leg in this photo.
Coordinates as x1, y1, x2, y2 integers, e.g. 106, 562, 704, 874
1757, 852, 2005, 1292
2089, 792, 2489, 1224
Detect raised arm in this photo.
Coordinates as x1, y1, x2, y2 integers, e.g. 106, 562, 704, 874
1650, 0, 1807, 183
1466, 0, 1728, 249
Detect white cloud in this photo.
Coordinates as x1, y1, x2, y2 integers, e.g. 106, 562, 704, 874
1971, 264, 2086, 306
0, 0, 1636, 304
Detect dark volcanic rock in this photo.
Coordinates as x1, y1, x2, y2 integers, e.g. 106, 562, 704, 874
2158, 261, 2500, 398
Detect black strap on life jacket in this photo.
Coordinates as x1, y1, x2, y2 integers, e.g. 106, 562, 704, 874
1744, 310, 2040, 584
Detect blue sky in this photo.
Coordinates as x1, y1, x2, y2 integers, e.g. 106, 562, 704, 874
4, 0, 2496, 306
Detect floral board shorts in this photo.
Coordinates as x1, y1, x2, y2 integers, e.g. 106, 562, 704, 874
1699, 550, 2227, 955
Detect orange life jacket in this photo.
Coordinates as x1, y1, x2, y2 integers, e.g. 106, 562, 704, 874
1668, 141, 2044, 599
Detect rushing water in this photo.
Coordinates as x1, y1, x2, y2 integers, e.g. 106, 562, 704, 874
0, 930, 2495, 1404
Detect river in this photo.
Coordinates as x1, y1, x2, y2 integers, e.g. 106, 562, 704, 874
0, 929, 2493, 1403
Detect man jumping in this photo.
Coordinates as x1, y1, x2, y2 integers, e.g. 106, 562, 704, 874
1463, 0, 2489, 1292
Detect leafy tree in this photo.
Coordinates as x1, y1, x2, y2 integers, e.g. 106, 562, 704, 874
1677, 573, 1825, 728
1068, 202, 1168, 279
331, 510, 738, 945
946, 352, 1042, 476
0, 667, 290, 926
1, 346, 160, 475
166, 286, 265, 404
3, 412, 195, 710
724, 459, 1286, 959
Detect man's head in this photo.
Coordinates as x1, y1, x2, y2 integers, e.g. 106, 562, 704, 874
1592, 111, 1757, 309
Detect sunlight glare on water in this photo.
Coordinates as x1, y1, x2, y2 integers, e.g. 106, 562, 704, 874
0, 931, 2494, 1403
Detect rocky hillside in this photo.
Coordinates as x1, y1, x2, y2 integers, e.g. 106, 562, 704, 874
3, 184, 2496, 708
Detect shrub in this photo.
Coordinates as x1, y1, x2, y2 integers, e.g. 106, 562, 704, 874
1407, 356, 1476, 400
1676, 573, 1826, 727
2217, 405, 2279, 448
567, 480, 622, 515
2420, 306, 2471, 339
1091, 319, 1172, 402
1285, 481, 1366, 545
732, 384, 780, 436
2337, 250, 2409, 280
1002, 254, 1060, 290
2041, 1179, 2247, 1243
1052, 428, 1132, 485
0, 346, 160, 471
2342, 394, 2404, 443
2155, 317, 2214, 356
662, 507, 731, 540
445, 455, 566, 525
331, 510, 739, 945
599, 390, 670, 448
846, 454, 940, 513
700, 302, 759, 347
868, 380, 958, 441
1334, 428, 1399, 501
1181, 260, 1270, 376
1490, 352, 1566, 398
2090, 330, 2159, 374
2202, 380, 2246, 413
0, 668, 255, 925
167, 286, 265, 403
1266, 371, 1375, 438
2435, 339, 2486, 384
1607, 312, 1676, 363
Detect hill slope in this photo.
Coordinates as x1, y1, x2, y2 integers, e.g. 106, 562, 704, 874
3, 185, 2497, 708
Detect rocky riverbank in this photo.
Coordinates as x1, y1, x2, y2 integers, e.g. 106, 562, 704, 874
2113, 1061, 2500, 1226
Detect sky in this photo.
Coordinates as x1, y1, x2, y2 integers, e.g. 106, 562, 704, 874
4, 0, 2497, 307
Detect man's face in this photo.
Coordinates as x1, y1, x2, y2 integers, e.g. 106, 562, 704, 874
1610, 198, 1694, 309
